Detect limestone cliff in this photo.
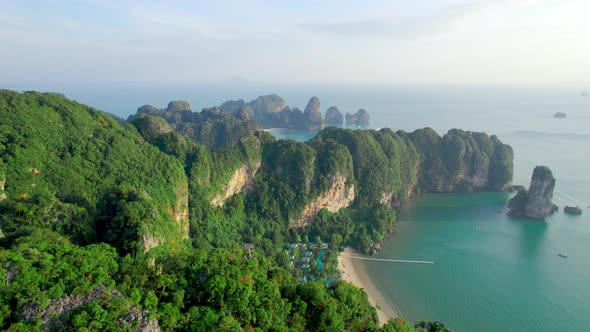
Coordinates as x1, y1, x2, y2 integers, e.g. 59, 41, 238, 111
170, 180, 190, 238
295, 173, 355, 227
303, 96, 324, 131
508, 166, 557, 219
211, 162, 261, 206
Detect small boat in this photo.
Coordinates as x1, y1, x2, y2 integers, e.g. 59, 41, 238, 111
558, 253, 568, 258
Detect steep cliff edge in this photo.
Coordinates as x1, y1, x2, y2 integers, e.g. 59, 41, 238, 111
508, 166, 557, 219
211, 162, 261, 206
295, 173, 355, 227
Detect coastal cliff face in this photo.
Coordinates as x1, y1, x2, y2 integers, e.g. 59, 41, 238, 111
410, 128, 513, 192
525, 166, 556, 219
211, 162, 261, 206
508, 166, 556, 219
295, 173, 355, 227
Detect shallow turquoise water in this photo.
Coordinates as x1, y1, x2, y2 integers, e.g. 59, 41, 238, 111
365, 192, 590, 331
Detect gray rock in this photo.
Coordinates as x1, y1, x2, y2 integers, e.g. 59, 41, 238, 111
345, 109, 370, 125
508, 166, 557, 219
303, 96, 323, 130
325, 106, 344, 125
564, 206, 582, 215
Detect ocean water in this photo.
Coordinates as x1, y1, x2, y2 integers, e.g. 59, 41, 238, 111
12, 82, 590, 331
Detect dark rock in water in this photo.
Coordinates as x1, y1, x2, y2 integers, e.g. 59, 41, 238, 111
345, 109, 370, 125
325, 106, 344, 125
553, 112, 567, 118
303, 96, 323, 131
508, 166, 557, 219
564, 206, 582, 215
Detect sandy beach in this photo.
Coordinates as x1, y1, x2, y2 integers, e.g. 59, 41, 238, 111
338, 247, 399, 326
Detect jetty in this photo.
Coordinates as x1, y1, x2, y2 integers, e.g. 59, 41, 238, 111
342, 255, 434, 264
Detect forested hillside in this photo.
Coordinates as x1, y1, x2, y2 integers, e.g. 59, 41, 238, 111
0, 90, 513, 331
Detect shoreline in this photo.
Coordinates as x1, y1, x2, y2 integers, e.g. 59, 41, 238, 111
338, 247, 399, 326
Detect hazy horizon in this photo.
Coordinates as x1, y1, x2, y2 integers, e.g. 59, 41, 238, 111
2, 0, 590, 86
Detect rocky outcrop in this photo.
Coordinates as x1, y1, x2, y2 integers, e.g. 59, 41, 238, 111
166, 100, 191, 112
553, 112, 567, 118
508, 166, 557, 219
325, 106, 344, 125
380, 192, 401, 209
22, 285, 159, 332
303, 97, 324, 131
345, 109, 370, 125
141, 233, 163, 252
564, 206, 582, 215
211, 162, 261, 206
248, 94, 287, 116
295, 173, 355, 228
219, 99, 246, 114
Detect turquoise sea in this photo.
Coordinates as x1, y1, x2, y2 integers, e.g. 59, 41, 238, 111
11, 82, 590, 331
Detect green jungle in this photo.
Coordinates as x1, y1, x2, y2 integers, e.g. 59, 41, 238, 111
0, 91, 513, 331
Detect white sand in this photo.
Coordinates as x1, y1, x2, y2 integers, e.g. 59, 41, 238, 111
338, 247, 399, 326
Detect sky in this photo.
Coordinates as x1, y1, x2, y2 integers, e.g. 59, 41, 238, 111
1, 0, 589, 85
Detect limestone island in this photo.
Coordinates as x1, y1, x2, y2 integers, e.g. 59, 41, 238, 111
508, 166, 557, 219
217, 94, 369, 132
553, 112, 567, 118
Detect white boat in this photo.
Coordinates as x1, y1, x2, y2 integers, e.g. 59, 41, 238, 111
558, 253, 568, 258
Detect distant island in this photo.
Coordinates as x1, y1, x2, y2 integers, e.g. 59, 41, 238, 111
217, 94, 370, 131
0, 90, 516, 331
553, 112, 567, 118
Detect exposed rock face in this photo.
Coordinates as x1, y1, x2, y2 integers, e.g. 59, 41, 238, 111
22, 285, 159, 332
508, 166, 557, 219
380, 192, 400, 209
325, 106, 344, 125
166, 100, 191, 112
303, 97, 323, 130
553, 112, 567, 118
295, 173, 355, 227
141, 233, 163, 252
345, 109, 370, 125
0, 173, 5, 201
211, 162, 261, 206
171, 180, 190, 237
